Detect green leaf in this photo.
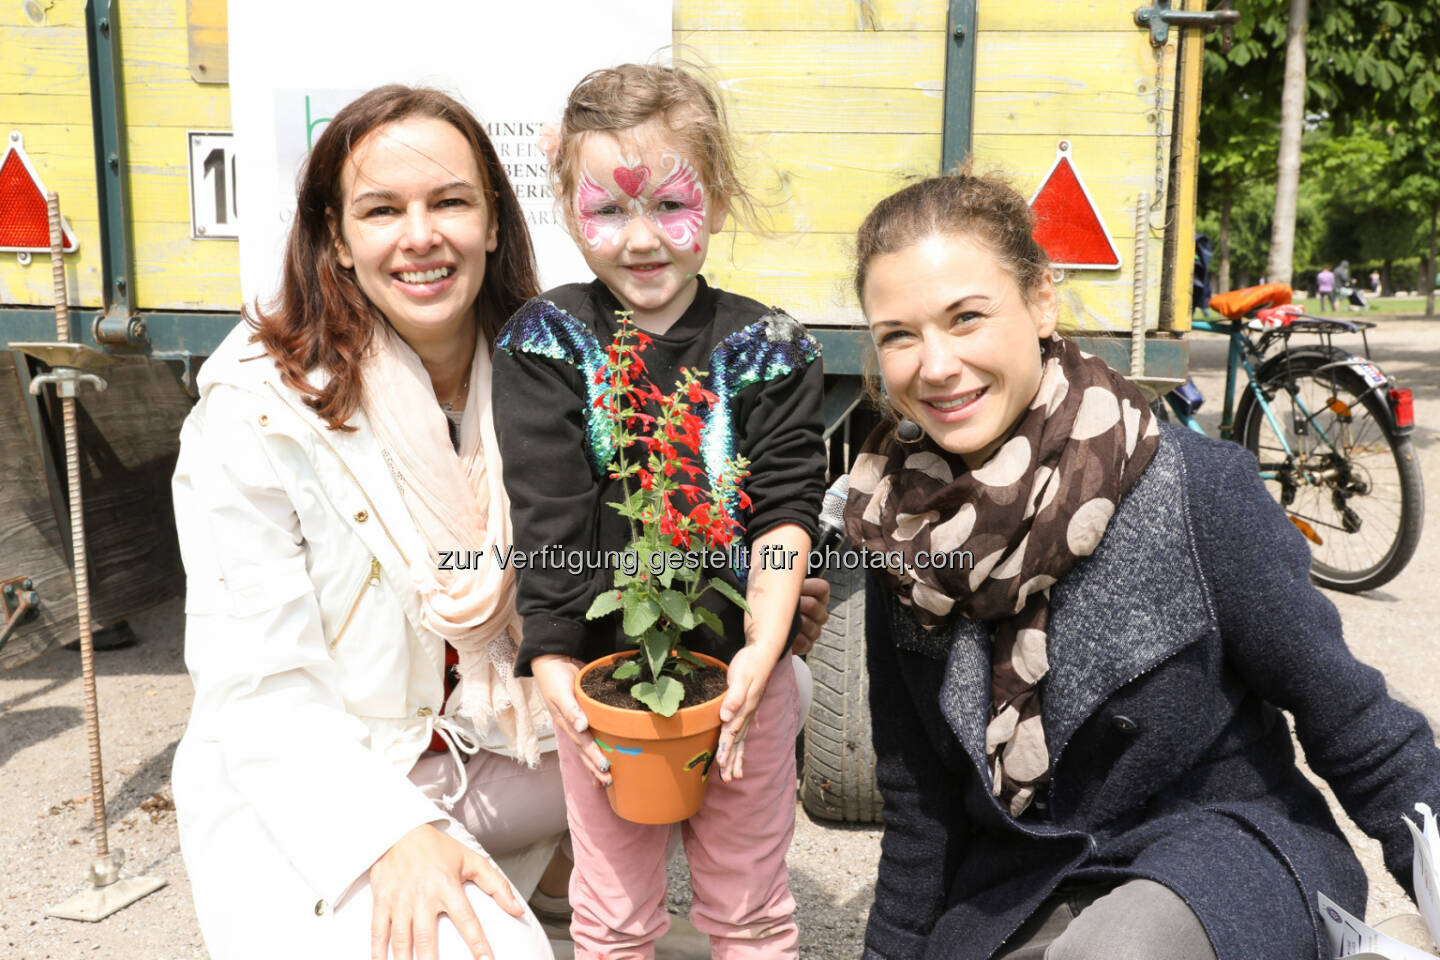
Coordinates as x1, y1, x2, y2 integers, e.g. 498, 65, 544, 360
631, 676, 685, 717
671, 562, 699, 583
622, 594, 661, 637
642, 632, 670, 682
657, 590, 697, 631
674, 661, 694, 676
586, 590, 626, 620
612, 659, 640, 680
707, 577, 751, 614
695, 608, 724, 635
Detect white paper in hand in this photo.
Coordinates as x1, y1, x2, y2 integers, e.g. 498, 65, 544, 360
1318, 892, 1440, 960
1403, 803, 1440, 948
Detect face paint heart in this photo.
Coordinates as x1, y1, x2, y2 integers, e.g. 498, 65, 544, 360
612, 165, 651, 198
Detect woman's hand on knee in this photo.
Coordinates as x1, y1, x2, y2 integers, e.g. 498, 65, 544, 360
532, 654, 612, 787
369, 823, 525, 960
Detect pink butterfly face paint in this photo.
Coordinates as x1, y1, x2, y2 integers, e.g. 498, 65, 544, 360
648, 155, 707, 251
576, 168, 629, 251
568, 122, 720, 333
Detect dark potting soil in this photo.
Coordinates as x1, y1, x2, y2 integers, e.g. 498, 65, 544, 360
581, 655, 728, 711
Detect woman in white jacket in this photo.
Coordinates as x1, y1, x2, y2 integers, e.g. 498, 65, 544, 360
172, 85, 828, 960
172, 85, 563, 960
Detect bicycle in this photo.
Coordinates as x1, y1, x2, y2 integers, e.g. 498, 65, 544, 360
1160, 282, 1423, 593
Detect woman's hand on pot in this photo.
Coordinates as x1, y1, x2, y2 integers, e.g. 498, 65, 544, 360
531, 654, 612, 787
369, 823, 524, 960
716, 645, 779, 782
792, 576, 831, 656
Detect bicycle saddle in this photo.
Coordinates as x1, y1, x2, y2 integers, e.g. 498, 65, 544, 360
1209, 282, 1292, 320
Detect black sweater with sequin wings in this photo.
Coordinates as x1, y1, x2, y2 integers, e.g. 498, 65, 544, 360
493, 278, 826, 676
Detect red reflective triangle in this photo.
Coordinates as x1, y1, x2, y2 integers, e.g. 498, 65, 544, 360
0, 135, 79, 253
1029, 144, 1120, 270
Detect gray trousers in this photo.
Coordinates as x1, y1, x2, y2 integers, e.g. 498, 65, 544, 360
993, 879, 1217, 960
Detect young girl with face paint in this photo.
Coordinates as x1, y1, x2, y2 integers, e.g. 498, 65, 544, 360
492, 64, 825, 959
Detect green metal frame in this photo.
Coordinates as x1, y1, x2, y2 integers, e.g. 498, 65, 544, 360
85, 0, 138, 339
941, 0, 978, 173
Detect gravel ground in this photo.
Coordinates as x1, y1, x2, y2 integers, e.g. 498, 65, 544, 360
5, 322, 1440, 958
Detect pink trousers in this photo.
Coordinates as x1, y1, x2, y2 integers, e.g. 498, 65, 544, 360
556, 658, 802, 960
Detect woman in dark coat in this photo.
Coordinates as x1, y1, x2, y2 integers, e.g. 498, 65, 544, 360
844, 174, 1440, 960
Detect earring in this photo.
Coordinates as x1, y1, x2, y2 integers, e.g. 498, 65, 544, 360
896, 417, 923, 443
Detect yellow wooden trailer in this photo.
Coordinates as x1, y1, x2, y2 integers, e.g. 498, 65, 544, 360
0, 0, 1223, 815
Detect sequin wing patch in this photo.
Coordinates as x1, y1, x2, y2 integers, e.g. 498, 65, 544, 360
497, 299, 613, 474
701, 312, 822, 582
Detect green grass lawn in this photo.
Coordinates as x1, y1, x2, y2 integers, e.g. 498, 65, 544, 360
1253, 295, 1435, 317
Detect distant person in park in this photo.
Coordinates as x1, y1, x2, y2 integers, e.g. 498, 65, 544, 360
846, 172, 1440, 960
1371, 269, 1382, 296
168, 84, 830, 960
1317, 264, 1337, 311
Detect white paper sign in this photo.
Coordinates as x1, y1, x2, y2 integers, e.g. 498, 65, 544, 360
188, 132, 240, 239
1319, 892, 1439, 960
226, 0, 672, 310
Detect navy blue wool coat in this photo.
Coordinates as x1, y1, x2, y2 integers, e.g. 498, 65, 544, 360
863, 424, 1440, 960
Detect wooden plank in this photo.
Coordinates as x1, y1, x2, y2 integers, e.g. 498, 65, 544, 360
676, 0, 942, 31
0, 227, 104, 309
0, 351, 192, 672
973, 89, 1174, 138
975, 31, 1175, 96
740, 132, 941, 233
678, 29, 945, 134
978, 0, 1157, 33
9, 0, 183, 30
130, 221, 240, 310
3, 23, 232, 127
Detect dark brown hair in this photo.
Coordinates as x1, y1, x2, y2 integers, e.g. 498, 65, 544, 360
550, 63, 759, 233
251, 85, 539, 430
854, 173, 1049, 307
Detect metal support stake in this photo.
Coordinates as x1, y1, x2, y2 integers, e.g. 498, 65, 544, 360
40, 191, 165, 922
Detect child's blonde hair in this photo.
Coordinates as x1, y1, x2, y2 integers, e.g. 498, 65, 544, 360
551, 63, 759, 234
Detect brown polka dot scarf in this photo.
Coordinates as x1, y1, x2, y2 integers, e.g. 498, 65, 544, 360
845, 336, 1159, 816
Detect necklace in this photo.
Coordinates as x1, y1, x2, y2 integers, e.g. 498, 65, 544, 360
440, 366, 472, 411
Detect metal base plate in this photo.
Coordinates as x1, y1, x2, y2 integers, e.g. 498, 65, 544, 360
45, 875, 167, 922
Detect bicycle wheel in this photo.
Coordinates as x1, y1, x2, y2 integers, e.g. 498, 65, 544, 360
1234, 349, 1424, 593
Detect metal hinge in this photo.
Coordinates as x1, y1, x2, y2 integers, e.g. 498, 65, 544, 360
1134, 1, 1240, 47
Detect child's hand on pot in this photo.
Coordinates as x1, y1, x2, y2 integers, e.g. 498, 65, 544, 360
531, 654, 612, 787
716, 644, 780, 782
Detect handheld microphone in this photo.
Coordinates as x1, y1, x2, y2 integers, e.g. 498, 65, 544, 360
816, 475, 850, 552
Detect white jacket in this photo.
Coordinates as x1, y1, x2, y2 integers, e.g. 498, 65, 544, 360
171, 322, 513, 941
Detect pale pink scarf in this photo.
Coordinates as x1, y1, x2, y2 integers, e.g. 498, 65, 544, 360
361, 324, 550, 767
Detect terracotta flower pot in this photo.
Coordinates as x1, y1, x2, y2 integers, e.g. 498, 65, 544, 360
574, 650, 728, 825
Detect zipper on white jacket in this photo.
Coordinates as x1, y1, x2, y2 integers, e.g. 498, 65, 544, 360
331, 557, 381, 649
262, 381, 410, 567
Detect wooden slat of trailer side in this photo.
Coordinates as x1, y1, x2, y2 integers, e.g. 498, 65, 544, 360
979, 1, 1159, 33
29, 0, 184, 30
4, 22, 231, 127
130, 221, 240, 310
676, 0, 941, 31
676, 29, 945, 134
739, 132, 940, 234
975, 31, 1172, 96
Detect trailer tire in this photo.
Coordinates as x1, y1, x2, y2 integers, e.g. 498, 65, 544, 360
800, 564, 883, 823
